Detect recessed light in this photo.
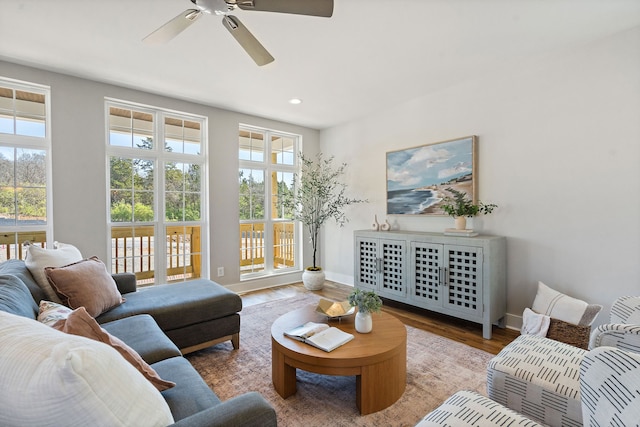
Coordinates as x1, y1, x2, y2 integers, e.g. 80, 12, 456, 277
289, 98, 303, 105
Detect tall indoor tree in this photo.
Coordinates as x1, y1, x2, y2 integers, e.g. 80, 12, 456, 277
283, 152, 366, 290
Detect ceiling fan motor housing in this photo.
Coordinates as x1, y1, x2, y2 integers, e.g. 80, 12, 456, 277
190, 0, 232, 15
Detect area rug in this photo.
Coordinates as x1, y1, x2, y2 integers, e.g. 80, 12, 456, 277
186, 292, 493, 427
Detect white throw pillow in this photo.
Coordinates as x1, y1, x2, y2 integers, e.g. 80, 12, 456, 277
531, 281, 602, 326
25, 242, 83, 303
0, 311, 174, 427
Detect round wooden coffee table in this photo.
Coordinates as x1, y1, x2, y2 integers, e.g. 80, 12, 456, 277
271, 305, 407, 415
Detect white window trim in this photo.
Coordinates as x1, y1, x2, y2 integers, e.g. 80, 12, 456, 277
0, 77, 53, 247
239, 124, 301, 280
105, 98, 209, 283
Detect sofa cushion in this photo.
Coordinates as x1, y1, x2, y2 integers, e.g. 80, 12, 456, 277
53, 307, 175, 391
152, 356, 221, 422
0, 259, 46, 303
101, 314, 182, 364
25, 242, 83, 303
96, 279, 242, 331
37, 300, 73, 325
45, 256, 124, 317
532, 281, 602, 326
0, 274, 39, 318
0, 310, 174, 427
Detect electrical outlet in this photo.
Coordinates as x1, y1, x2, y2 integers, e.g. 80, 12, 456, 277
217, 267, 224, 277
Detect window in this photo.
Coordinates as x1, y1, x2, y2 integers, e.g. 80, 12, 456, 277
0, 78, 51, 260
239, 126, 298, 277
107, 100, 207, 285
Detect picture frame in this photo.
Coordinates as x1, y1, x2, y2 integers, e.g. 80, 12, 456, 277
386, 135, 477, 215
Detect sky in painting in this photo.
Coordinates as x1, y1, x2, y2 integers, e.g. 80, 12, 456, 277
386, 137, 473, 192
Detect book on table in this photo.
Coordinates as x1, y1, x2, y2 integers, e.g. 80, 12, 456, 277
284, 321, 354, 352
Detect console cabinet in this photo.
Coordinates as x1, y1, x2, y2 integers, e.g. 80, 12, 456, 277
354, 230, 506, 339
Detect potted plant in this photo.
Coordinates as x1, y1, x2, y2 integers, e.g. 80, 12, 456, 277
348, 288, 383, 333
440, 187, 497, 230
282, 152, 366, 290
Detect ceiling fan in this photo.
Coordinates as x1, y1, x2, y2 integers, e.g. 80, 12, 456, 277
143, 0, 334, 66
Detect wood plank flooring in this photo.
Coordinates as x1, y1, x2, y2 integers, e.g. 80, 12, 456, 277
240, 280, 518, 355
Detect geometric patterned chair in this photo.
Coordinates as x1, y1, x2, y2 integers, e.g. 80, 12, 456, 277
486, 334, 586, 427
579, 346, 640, 426
589, 296, 640, 354
416, 346, 640, 427
414, 390, 544, 427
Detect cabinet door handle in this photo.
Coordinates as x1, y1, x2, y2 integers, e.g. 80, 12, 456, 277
438, 267, 444, 285
443, 267, 449, 286
376, 258, 382, 273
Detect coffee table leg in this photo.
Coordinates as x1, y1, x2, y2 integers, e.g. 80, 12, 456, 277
356, 346, 407, 415
272, 340, 297, 398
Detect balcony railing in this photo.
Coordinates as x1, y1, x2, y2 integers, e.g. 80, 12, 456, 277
0, 231, 47, 261
2, 222, 293, 280
240, 222, 295, 273
111, 225, 201, 285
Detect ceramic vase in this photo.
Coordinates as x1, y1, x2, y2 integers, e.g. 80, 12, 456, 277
355, 311, 373, 333
454, 216, 467, 230
371, 215, 380, 231
302, 268, 325, 290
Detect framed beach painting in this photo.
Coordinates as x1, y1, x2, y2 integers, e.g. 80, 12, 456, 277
386, 136, 477, 215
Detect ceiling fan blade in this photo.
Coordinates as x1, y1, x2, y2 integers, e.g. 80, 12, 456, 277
143, 9, 202, 44
236, 0, 333, 18
222, 15, 275, 66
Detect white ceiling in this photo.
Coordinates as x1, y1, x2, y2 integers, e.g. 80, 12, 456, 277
1, 0, 639, 130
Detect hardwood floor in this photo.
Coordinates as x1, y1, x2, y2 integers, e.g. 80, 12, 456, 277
240, 280, 519, 355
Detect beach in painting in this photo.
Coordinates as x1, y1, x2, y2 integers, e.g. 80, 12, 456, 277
386, 179, 472, 215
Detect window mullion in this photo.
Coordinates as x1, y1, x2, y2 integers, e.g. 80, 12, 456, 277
155, 112, 166, 284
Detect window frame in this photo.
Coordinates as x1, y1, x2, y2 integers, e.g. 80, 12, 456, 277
105, 98, 209, 285
0, 77, 53, 259
239, 124, 301, 279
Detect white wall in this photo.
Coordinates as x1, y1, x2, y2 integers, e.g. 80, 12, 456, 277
0, 60, 319, 291
319, 27, 640, 328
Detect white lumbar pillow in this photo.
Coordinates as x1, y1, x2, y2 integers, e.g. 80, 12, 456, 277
0, 310, 174, 427
25, 242, 83, 303
531, 281, 601, 326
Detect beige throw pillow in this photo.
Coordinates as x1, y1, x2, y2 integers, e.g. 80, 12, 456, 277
45, 256, 124, 317
25, 242, 83, 303
53, 307, 175, 391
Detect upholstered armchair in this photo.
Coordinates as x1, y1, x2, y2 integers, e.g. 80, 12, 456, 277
416, 346, 640, 427
589, 296, 640, 354
579, 346, 640, 425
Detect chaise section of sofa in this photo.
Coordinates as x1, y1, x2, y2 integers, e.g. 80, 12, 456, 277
96, 277, 242, 353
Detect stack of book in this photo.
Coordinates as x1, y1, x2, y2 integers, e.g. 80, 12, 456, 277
443, 228, 478, 237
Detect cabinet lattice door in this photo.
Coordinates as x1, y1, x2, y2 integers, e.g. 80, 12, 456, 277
444, 245, 483, 316
380, 240, 405, 297
412, 242, 442, 304
356, 238, 378, 290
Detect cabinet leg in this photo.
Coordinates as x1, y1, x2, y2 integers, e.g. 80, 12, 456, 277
483, 323, 492, 340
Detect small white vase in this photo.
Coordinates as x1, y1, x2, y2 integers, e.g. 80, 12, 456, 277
302, 269, 325, 290
371, 215, 380, 231
355, 311, 373, 333
454, 216, 467, 230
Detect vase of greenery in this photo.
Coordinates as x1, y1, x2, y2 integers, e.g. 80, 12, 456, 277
348, 288, 383, 333
440, 187, 498, 230
282, 153, 366, 290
